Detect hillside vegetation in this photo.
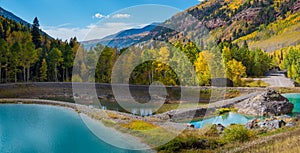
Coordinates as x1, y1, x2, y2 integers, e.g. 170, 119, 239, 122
2, 0, 300, 85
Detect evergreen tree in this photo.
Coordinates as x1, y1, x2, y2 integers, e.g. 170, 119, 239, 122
31, 17, 42, 49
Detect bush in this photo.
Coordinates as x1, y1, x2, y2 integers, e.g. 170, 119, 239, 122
217, 107, 237, 115
222, 124, 253, 143
157, 136, 207, 152
71, 75, 83, 82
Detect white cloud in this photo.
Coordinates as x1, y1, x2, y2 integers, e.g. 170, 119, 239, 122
93, 13, 109, 19
42, 22, 140, 41
112, 13, 131, 19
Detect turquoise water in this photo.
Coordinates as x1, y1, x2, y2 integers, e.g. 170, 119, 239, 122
191, 93, 300, 129
190, 112, 253, 129
0, 104, 143, 153
283, 93, 300, 113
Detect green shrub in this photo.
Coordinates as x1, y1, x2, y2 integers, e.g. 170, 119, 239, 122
217, 107, 237, 115
222, 124, 253, 143
157, 136, 205, 152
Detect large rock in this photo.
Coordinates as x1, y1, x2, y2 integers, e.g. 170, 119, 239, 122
235, 89, 294, 116
245, 118, 286, 130
257, 119, 286, 130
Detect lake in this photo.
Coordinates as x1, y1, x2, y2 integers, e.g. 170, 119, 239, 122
0, 104, 147, 153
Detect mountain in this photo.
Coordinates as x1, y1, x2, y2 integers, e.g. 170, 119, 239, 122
0, 7, 52, 38
139, 0, 300, 52
83, 0, 300, 52
0, 7, 30, 26
81, 23, 159, 49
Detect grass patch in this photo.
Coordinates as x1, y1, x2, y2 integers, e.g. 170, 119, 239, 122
275, 87, 300, 94
121, 120, 157, 131
105, 111, 131, 120
243, 79, 270, 87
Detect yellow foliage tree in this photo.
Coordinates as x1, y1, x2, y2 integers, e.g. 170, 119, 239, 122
194, 51, 212, 86
226, 59, 247, 86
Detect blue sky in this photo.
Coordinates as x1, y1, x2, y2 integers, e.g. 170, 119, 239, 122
0, 0, 200, 41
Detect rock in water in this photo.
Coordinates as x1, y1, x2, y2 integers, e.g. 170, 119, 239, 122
235, 89, 294, 116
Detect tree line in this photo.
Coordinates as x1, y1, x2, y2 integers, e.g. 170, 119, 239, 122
0, 15, 276, 86
0, 16, 79, 83
270, 45, 300, 83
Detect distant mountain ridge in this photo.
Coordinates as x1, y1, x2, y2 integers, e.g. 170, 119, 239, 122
0, 7, 30, 26
81, 23, 159, 49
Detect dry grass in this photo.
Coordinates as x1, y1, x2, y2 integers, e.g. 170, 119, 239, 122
120, 120, 158, 131
243, 135, 300, 153
239, 128, 300, 153
105, 111, 131, 120
242, 79, 270, 87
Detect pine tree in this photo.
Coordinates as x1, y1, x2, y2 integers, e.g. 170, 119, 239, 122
31, 17, 42, 49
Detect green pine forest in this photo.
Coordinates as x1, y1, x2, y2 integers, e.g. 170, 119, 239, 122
1, 0, 300, 86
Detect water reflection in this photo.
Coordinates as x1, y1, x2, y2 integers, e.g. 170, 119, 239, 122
130, 108, 153, 116
190, 112, 253, 129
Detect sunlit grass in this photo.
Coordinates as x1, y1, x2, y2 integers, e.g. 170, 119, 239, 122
242, 79, 270, 87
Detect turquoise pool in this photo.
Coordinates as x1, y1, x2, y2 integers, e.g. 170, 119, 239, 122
190, 112, 253, 129
283, 93, 300, 113
191, 93, 300, 129
0, 104, 145, 153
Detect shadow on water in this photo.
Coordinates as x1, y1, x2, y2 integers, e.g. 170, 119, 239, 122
283, 93, 300, 116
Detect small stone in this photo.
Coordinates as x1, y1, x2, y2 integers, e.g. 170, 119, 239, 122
187, 123, 195, 128
214, 124, 225, 133
285, 122, 296, 127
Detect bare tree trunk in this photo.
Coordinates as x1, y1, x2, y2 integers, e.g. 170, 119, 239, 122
14, 71, 17, 83
0, 64, 2, 83
23, 67, 26, 82
62, 68, 65, 82
66, 68, 69, 82
54, 63, 58, 82
27, 67, 30, 82
5, 66, 7, 83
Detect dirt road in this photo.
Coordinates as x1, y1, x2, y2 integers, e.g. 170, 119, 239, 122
254, 71, 295, 87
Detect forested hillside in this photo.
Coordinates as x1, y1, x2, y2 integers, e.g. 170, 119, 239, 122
1, 0, 300, 86
140, 0, 300, 85
0, 15, 79, 83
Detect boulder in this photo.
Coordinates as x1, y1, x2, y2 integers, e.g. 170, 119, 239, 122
235, 89, 294, 116
214, 124, 225, 134
257, 119, 286, 130
245, 119, 260, 129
